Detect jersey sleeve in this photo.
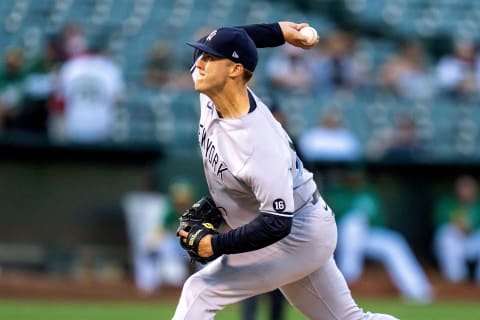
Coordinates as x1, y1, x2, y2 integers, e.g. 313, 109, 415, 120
242, 151, 295, 217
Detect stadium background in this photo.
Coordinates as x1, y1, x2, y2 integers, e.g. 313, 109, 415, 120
0, 0, 479, 316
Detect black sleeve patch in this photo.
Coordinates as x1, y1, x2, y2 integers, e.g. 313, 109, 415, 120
273, 198, 286, 212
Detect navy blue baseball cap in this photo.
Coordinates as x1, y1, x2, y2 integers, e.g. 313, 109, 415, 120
187, 27, 258, 72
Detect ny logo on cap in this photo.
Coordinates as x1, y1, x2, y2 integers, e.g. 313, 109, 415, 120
206, 30, 217, 41
232, 51, 239, 58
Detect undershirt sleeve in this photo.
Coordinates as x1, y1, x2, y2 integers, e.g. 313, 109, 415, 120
210, 211, 292, 255
236, 23, 285, 48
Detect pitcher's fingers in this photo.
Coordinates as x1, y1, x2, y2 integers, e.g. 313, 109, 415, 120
178, 230, 188, 238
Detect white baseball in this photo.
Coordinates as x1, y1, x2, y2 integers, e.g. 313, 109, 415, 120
300, 26, 318, 46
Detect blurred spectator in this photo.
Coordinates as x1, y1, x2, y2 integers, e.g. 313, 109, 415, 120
61, 22, 88, 59
433, 175, 480, 283
265, 43, 314, 94
144, 41, 172, 87
263, 95, 293, 140
378, 39, 435, 100
12, 34, 65, 135
143, 40, 192, 90
51, 34, 125, 143
311, 30, 368, 93
0, 47, 27, 132
262, 94, 302, 153
385, 113, 428, 161
435, 39, 479, 100
367, 113, 428, 162
298, 107, 362, 163
328, 168, 433, 303
123, 174, 192, 293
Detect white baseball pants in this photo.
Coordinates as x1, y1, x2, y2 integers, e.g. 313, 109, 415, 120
172, 200, 398, 320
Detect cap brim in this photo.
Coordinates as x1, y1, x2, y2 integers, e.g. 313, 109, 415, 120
186, 41, 226, 58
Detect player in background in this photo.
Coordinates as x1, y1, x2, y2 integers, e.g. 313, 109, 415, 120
330, 168, 433, 303
434, 175, 480, 283
52, 34, 124, 143
173, 21, 399, 320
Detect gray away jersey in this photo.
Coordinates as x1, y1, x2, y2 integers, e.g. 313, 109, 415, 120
196, 90, 317, 229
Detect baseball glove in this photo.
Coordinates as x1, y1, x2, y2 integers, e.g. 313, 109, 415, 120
177, 196, 224, 264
